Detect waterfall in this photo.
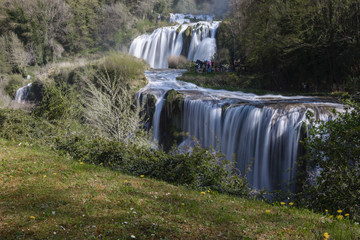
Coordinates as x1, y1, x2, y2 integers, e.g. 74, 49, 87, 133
139, 69, 342, 192
129, 20, 219, 68
132, 15, 343, 192
15, 83, 32, 103
152, 93, 167, 141
182, 101, 310, 191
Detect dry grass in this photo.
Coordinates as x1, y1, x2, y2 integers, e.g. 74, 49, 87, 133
0, 139, 359, 239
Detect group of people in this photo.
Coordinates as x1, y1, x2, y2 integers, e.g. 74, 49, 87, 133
195, 59, 229, 73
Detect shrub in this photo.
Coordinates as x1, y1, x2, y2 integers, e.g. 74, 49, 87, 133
82, 60, 150, 146
0, 88, 11, 108
4, 74, 24, 99
55, 135, 250, 197
167, 55, 192, 69
33, 82, 82, 121
301, 100, 360, 221
0, 109, 53, 143
100, 52, 148, 90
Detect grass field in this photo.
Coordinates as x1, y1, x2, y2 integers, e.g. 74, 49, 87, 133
0, 139, 359, 239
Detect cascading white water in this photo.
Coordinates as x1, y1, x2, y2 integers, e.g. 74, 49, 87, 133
139, 69, 342, 191
129, 18, 219, 68
133, 15, 343, 191
169, 13, 215, 24
15, 83, 32, 103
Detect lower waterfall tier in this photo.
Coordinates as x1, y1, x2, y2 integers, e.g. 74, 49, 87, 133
139, 69, 343, 192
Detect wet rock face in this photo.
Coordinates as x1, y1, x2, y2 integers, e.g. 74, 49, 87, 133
181, 26, 193, 57
158, 89, 184, 151
141, 93, 157, 130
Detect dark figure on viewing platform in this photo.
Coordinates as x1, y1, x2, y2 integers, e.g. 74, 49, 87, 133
196, 60, 203, 68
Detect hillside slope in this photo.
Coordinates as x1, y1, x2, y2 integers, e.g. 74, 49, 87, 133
0, 139, 359, 239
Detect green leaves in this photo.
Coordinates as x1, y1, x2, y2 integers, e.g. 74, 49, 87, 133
303, 100, 360, 221
225, 0, 360, 92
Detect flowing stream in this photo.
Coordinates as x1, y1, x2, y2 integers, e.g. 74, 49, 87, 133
131, 14, 342, 191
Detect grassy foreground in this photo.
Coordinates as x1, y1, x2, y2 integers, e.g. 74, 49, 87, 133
0, 139, 359, 240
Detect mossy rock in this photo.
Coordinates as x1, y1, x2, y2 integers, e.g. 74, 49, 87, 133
183, 26, 194, 38
176, 25, 183, 34
141, 93, 157, 130
158, 89, 185, 151
181, 27, 194, 57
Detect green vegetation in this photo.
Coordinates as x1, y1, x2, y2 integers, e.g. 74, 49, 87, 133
4, 74, 24, 98
0, 0, 360, 238
300, 100, 360, 222
218, 0, 360, 93
1, 139, 359, 239
177, 66, 266, 93
0, 0, 221, 74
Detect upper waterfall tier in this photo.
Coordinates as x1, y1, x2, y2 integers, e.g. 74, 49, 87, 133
169, 13, 215, 24
129, 21, 220, 69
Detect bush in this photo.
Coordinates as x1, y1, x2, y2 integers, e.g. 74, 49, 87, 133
4, 74, 24, 99
0, 88, 11, 107
0, 109, 53, 143
100, 52, 148, 90
33, 82, 82, 121
82, 58, 150, 145
167, 55, 192, 69
301, 100, 360, 221
55, 135, 250, 197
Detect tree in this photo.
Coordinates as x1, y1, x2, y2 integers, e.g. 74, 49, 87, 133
99, 2, 133, 49
224, 0, 360, 92
303, 100, 360, 221
27, 0, 70, 62
0, 31, 31, 73
82, 54, 149, 146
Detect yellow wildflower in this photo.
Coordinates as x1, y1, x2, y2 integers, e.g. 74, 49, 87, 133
324, 232, 330, 239
325, 209, 328, 213
337, 215, 343, 220
140, 175, 144, 178
280, 202, 286, 205
201, 192, 206, 195
265, 210, 271, 214
181, 203, 185, 206
337, 209, 343, 214
79, 162, 84, 165
289, 202, 294, 206
30, 216, 35, 219
207, 190, 211, 193
124, 180, 128, 183
43, 175, 47, 178
100, 163, 103, 165
345, 213, 350, 217
329, 215, 333, 219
